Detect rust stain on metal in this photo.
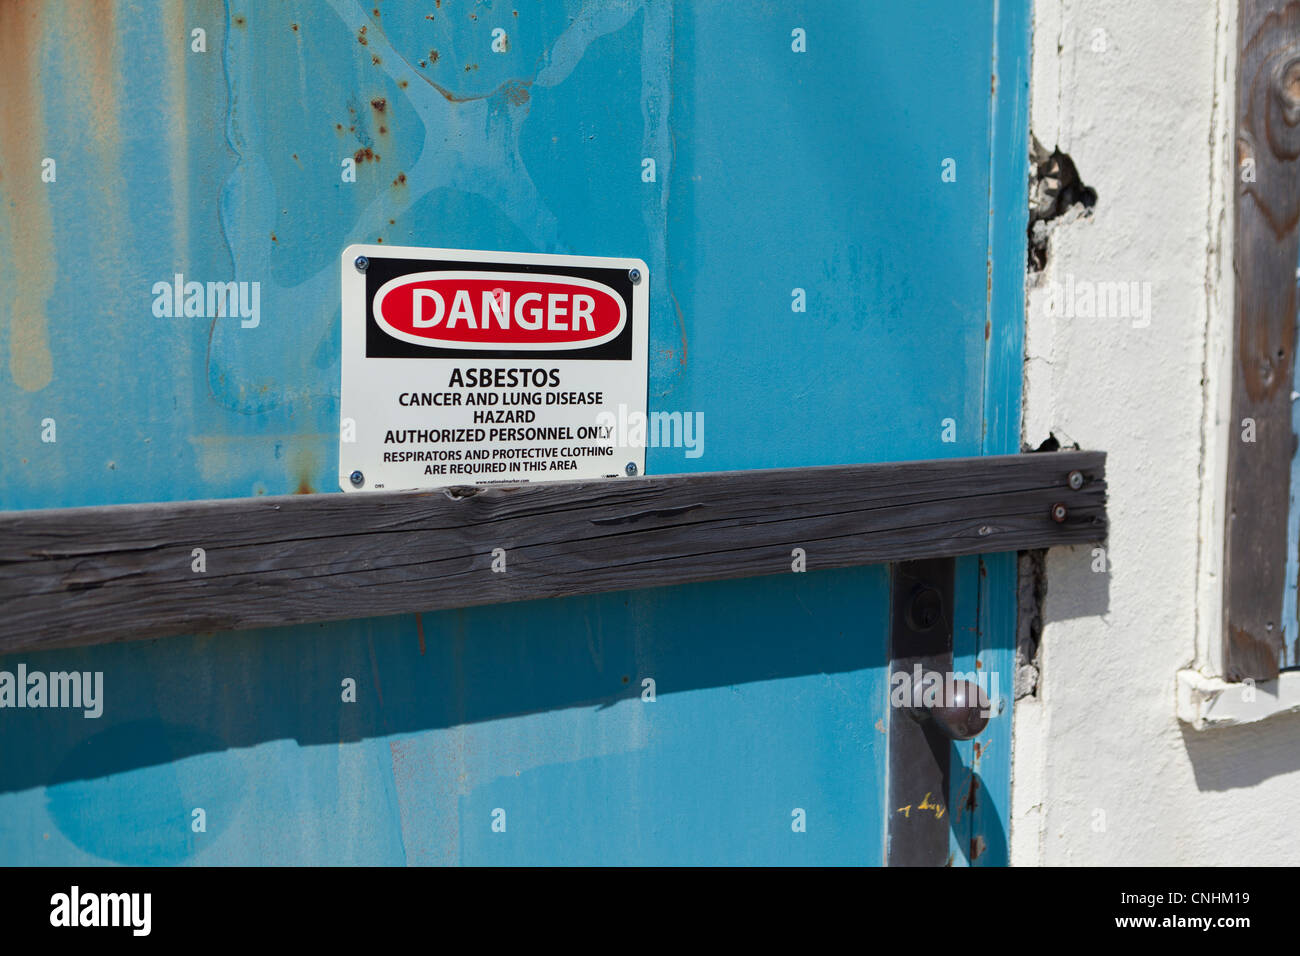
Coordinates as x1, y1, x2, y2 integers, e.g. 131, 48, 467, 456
503, 81, 530, 106
357, 25, 368, 45
81, 2, 123, 155
951, 773, 975, 822
425, 76, 532, 105
68, 1, 127, 285
291, 448, 317, 495
392, 172, 406, 187
415, 613, 426, 655
163, 0, 191, 270
371, 97, 387, 112
0, 1, 55, 392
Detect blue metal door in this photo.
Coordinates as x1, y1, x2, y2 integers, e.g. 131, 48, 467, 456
0, 0, 1028, 865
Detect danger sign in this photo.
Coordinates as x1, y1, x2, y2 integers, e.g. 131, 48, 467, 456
339, 245, 650, 492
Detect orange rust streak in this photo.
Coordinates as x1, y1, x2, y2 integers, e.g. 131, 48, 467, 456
425, 77, 533, 104
85, 1, 118, 148
163, 2, 190, 267
0, 2, 55, 391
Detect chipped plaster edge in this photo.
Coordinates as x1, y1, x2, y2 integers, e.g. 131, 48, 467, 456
1176, 668, 1300, 729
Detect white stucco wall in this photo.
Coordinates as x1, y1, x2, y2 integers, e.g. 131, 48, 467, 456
1011, 0, 1300, 865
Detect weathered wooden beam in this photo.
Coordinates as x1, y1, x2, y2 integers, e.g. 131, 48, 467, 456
1223, 0, 1300, 679
0, 452, 1106, 654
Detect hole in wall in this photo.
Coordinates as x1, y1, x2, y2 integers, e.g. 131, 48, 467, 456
1029, 433, 1060, 453
1028, 135, 1098, 272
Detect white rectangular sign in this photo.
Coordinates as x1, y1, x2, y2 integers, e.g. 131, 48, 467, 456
340, 244, 649, 492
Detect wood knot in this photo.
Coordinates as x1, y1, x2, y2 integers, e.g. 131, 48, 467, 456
1275, 56, 1300, 120
443, 485, 483, 500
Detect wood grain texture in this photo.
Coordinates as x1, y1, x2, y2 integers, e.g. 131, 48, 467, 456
1224, 0, 1300, 679
0, 452, 1106, 653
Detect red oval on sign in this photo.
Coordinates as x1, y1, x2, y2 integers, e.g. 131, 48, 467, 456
373, 271, 627, 350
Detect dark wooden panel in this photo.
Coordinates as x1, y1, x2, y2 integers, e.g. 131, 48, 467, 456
1224, 0, 1300, 679
0, 452, 1106, 653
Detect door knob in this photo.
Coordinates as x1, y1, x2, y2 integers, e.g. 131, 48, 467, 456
908, 678, 989, 740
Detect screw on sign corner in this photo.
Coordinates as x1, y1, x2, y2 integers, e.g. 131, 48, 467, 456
350, 470, 364, 487
625, 462, 638, 476
1067, 469, 1084, 490
1050, 502, 1068, 523
354, 256, 370, 272
628, 268, 642, 285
